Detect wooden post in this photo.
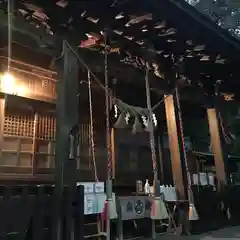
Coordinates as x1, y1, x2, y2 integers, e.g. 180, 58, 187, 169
207, 108, 228, 189
47, 141, 53, 168
31, 112, 39, 175
55, 41, 79, 188
0, 96, 5, 159
164, 93, 186, 199
75, 185, 84, 240
111, 128, 116, 179
54, 41, 79, 240
16, 138, 21, 166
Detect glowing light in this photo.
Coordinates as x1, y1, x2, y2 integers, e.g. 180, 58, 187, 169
1, 72, 27, 96
17, 85, 27, 96
1, 73, 16, 94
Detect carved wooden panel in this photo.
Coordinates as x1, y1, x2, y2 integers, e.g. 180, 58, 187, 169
0, 57, 57, 103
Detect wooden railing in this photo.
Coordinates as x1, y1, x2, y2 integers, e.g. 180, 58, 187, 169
0, 184, 84, 240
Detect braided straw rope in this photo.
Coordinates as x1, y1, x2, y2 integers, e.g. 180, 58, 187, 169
175, 87, 194, 201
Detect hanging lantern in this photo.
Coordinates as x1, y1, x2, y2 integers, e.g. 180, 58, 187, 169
132, 116, 143, 134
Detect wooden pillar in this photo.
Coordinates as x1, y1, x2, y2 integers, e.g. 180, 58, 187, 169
55, 41, 79, 188
53, 41, 80, 240
164, 93, 186, 199
207, 108, 228, 189
0, 96, 5, 159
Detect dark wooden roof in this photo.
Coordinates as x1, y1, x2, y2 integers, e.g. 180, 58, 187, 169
0, 0, 240, 100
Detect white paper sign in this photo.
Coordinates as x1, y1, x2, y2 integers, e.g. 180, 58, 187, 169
84, 194, 106, 215
199, 172, 208, 186
77, 182, 106, 215
95, 182, 104, 193
95, 194, 106, 214
77, 182, 105, 194
84, 194, 94, 215
80, 182, 94, 194
208, 174, 215, 186
192, 174, 199, 185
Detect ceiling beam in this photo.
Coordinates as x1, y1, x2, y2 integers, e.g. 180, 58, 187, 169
0, 12, 169, 94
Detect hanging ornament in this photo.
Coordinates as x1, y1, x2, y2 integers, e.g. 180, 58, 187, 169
142, 113, 158, 132
114, 98, 158, 133
141, 115, 148, 127
114, 104, 118, 118
152, 113, 157, 126
114, 112, 129, 128
144, 119, 152, 132
132, 116, 143, 134
110, 104, 120, 127
125, 112, 130, 124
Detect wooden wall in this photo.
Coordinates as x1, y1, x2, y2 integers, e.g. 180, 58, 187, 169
0, 98, 160, 185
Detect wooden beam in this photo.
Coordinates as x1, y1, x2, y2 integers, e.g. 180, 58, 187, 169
167, 0, 240, 53
0, 12, 57, 56
0, 12, 168, 92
